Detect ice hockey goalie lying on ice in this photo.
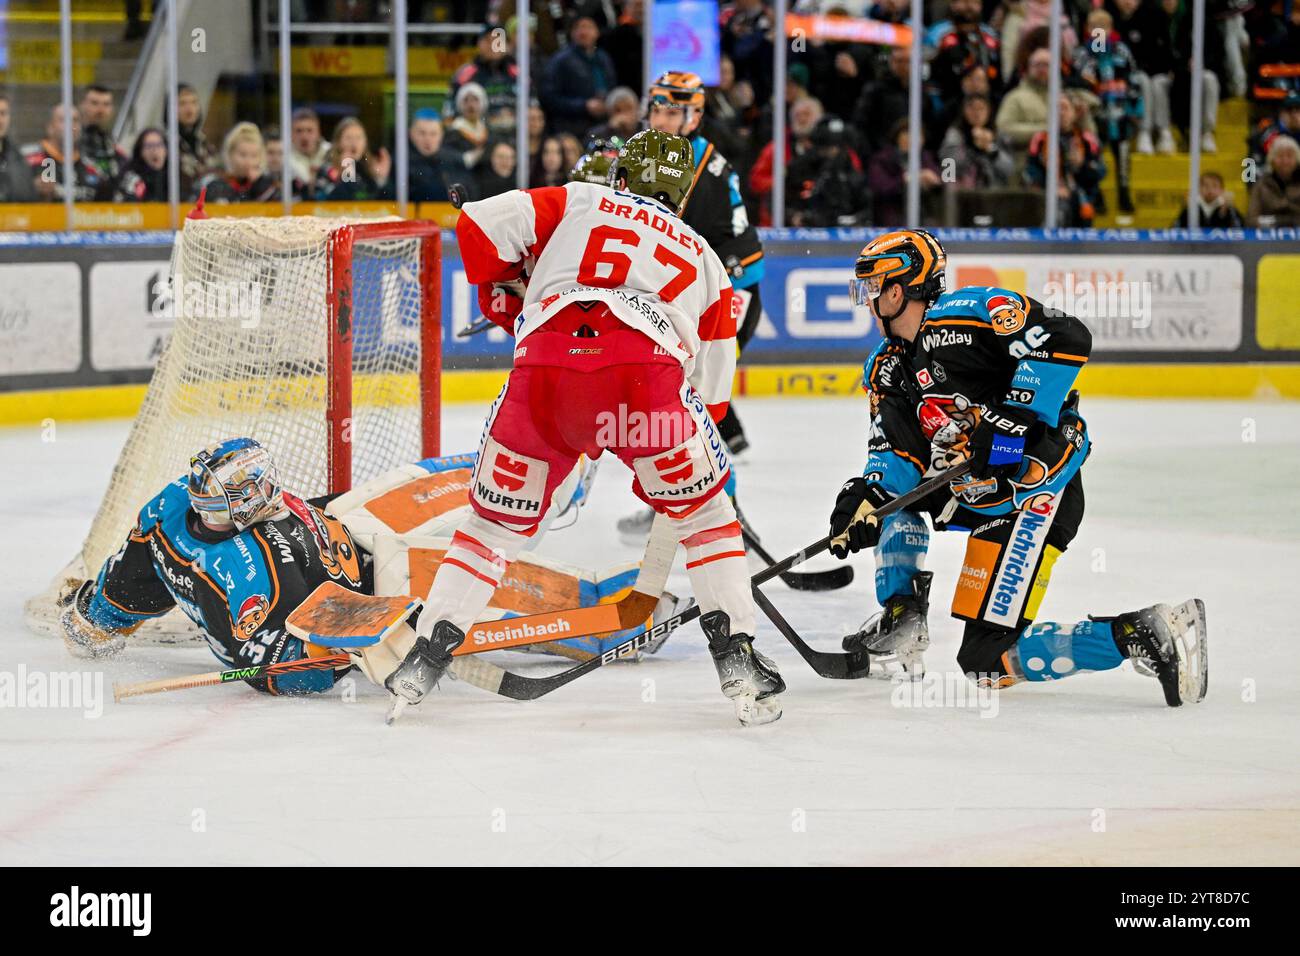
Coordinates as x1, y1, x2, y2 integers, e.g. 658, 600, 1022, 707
61, 437, 675, 694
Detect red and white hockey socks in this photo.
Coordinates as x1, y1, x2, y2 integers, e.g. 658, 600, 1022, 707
669, 494, 757, 637
418, 514, 532, 637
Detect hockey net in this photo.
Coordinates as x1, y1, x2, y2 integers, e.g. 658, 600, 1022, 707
26, 216, 442, 642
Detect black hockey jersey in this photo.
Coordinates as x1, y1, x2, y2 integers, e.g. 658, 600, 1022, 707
683, 133, 764, 290
85, 479, 369, 694
863, 287, 1093, 516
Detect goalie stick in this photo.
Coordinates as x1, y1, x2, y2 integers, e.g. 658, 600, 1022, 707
450, 465, 972, 698
113, 654, 352, 701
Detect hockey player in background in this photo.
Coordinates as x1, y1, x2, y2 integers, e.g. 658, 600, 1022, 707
386, 130, 785, 725
642, 71, 764, 458
61, 438, 365, 694
616, 71, 765, 540
828, 229, 1205, 705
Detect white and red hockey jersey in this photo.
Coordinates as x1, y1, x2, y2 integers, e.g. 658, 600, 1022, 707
455, 182, 738, 418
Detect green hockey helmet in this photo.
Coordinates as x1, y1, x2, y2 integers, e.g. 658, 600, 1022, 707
569, 137, 621, 185
608, 129, 695, 213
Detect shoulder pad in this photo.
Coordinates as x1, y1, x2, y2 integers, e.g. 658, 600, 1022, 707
137, 477, 189, 533
928, 287, 1032, 335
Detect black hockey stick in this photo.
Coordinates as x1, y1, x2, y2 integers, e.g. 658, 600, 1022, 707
735, 506, 853, 591
747, 461, 972, 679
456, 315, 496, 338
751, 586, 870, 679
449, 185, 527, 341
452, 463, 970, 699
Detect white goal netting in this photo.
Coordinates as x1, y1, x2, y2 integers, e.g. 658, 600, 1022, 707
26, 216, 438, 640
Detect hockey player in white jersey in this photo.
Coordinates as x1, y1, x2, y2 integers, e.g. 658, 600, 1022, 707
386, 130, 784, 725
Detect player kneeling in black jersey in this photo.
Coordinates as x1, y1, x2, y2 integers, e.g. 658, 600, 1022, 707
828, 230, 1206, 706
61, 438, 366, 694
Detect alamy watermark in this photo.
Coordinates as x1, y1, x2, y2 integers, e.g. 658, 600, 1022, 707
1042, 275, 1152, 329
0, 665, 104, 718
594, 404, 691, 450
152, 272, 264, 329
890, 670, 1001, 718
49, 886, 151, 936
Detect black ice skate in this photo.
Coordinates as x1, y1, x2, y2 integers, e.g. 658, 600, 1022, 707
384, 619, 465, 723
701, 611, 784, 726
1105, 599, 1208, 706
842, 571, 932, 678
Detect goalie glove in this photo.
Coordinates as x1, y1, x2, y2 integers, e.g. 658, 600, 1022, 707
59, 580, 130, 660
967, 403, 1036, 481
829, 477, 894, 559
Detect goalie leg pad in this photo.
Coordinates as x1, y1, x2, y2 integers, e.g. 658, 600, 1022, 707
351, 622, 418, 686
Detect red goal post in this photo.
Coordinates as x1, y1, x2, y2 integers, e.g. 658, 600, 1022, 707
327, 219, 442, 494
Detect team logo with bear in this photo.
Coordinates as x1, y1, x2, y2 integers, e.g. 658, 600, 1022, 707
987, 294, 1028, 336
235, 594, 270, 640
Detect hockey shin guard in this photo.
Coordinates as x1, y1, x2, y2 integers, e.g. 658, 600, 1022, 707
874, 510, 929, 605
671, 494, 756, 637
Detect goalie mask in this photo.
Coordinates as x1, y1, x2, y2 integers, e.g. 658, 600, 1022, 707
188, 437, 285, 531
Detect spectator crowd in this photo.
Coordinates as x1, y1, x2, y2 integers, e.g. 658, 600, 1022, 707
0, 0, 1297, 227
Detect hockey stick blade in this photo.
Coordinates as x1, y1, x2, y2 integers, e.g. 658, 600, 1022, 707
453, 603, 703, 701
453, 464, 972, 699
751, 586, 870, 679
747, 463, 973, 680
741, 527, 853, 591
456, 315, 496, 339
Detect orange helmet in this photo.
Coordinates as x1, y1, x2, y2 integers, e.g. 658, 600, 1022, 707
849, 229, 947, 309
647, 71, 706, 112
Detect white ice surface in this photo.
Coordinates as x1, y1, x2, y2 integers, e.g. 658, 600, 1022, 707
1, 397, 1298, 865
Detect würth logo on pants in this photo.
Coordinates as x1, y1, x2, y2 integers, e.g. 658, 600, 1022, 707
492, 453, 529, 492
654, 448, 693, 485
473, 437, 547, 516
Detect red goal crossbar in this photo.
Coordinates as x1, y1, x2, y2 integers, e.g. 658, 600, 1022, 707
326, 220, 443, 494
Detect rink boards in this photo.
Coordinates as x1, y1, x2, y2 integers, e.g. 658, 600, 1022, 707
1, 226, 1298, 424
